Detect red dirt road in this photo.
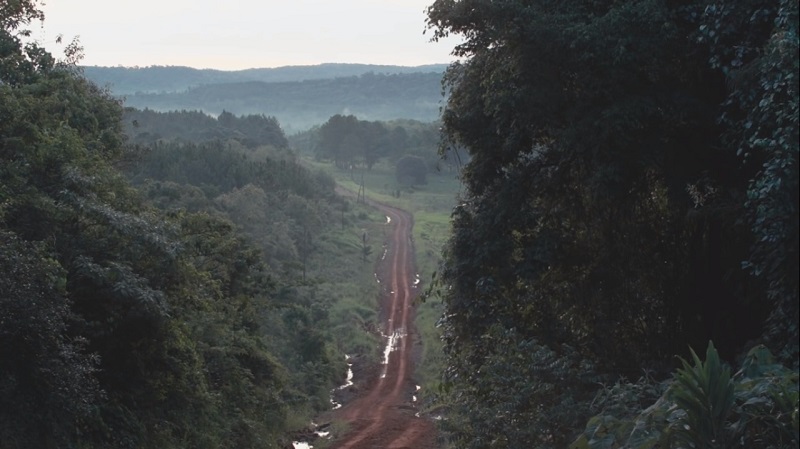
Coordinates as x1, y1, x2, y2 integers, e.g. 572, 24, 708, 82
329, 202, 439, 449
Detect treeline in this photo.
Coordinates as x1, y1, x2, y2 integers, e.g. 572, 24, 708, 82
1, 4, 377, 448
119, 71, 445, 132
123, 108, 288, 149
125, 107, 461, 199
84, 63, 449, 95
426, 0, 798, 448
291, 115, 462, 178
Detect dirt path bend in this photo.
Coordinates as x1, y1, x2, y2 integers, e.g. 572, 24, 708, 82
329, 201, 439, 449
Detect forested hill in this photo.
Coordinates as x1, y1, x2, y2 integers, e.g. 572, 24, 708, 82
116, 71, 446, 132
3, 4, 415, 446
84, 64, 448, 132
84, 63, 448, 94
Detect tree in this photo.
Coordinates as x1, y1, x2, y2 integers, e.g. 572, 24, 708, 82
316, 114, 393, 169
697, 0, 799, 359
218, 109, 236, 127
359, 119, 389, 169
318, 114, 362, 168
0, 232, 102, 449
395, 154, 427, 185
426, 0, 793, 446
284, 193, 323, 279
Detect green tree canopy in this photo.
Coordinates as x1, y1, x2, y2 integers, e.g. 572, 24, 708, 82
315, 114, 394, 169
0, 3, 316, 447
395, 154, 428, 185
426, 0, 797, 446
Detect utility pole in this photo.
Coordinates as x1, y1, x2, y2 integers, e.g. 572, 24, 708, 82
357, 169, 366, 204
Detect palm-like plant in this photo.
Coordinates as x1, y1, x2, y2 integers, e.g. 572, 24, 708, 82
669, 341, 735, 448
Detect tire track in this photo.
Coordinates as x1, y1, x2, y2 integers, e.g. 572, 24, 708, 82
330, 202, 437, 449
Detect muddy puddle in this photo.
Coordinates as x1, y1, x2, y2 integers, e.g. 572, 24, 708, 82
330, 354, 354, 409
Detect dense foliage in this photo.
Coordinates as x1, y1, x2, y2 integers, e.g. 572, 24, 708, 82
572, 343, 798, 449
125, 128, 348, 417
313, 114, 392, 169
0, 4, 376, 447
426, 0, 798, 447
292, 115, 459, 192
395, 154, 428, 186
124, 108, 288, 149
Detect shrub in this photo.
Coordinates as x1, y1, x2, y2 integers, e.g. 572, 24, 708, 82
571, 342, 799, 449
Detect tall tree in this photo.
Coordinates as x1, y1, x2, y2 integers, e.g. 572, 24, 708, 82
0, 232, 102, 449
317, 114, 362, 168
316, 114, 392, 169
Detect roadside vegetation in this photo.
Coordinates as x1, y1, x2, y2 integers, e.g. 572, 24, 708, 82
426, 0, 798, 447
299, 154, 463, 414
0, 5, 392, 445
4, 1, 796, 448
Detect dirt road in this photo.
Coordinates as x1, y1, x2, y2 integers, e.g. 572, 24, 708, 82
329, 202, 439, 449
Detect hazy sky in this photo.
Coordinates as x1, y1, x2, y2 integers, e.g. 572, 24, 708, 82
34, 0, 462, 70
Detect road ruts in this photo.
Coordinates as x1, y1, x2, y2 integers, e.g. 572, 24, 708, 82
330, 202, 438, 449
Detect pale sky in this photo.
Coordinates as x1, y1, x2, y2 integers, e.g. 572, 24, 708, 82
32, 0, 462, 70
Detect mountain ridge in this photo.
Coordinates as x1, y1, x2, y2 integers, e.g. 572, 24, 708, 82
91, 66, 448, 132
84, 63, 450, 95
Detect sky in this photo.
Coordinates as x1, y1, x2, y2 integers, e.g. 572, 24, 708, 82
33, 0, 462, 71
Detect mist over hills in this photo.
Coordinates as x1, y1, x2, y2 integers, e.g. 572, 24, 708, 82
84, 63, 449, 94
84, 64, 448, 132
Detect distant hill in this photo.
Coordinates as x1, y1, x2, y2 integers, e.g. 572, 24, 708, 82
91, 66, 448, 133
84, 63, 449, 95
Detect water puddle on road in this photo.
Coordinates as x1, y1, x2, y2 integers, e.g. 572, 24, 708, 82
330, 354, 354, 410
292, 426, 331, 449
295, 355, 353, 449
380, 328, 406, 378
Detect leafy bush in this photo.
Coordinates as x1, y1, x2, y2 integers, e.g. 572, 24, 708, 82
440, 326, 598, 449
571, 342, 799, 449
